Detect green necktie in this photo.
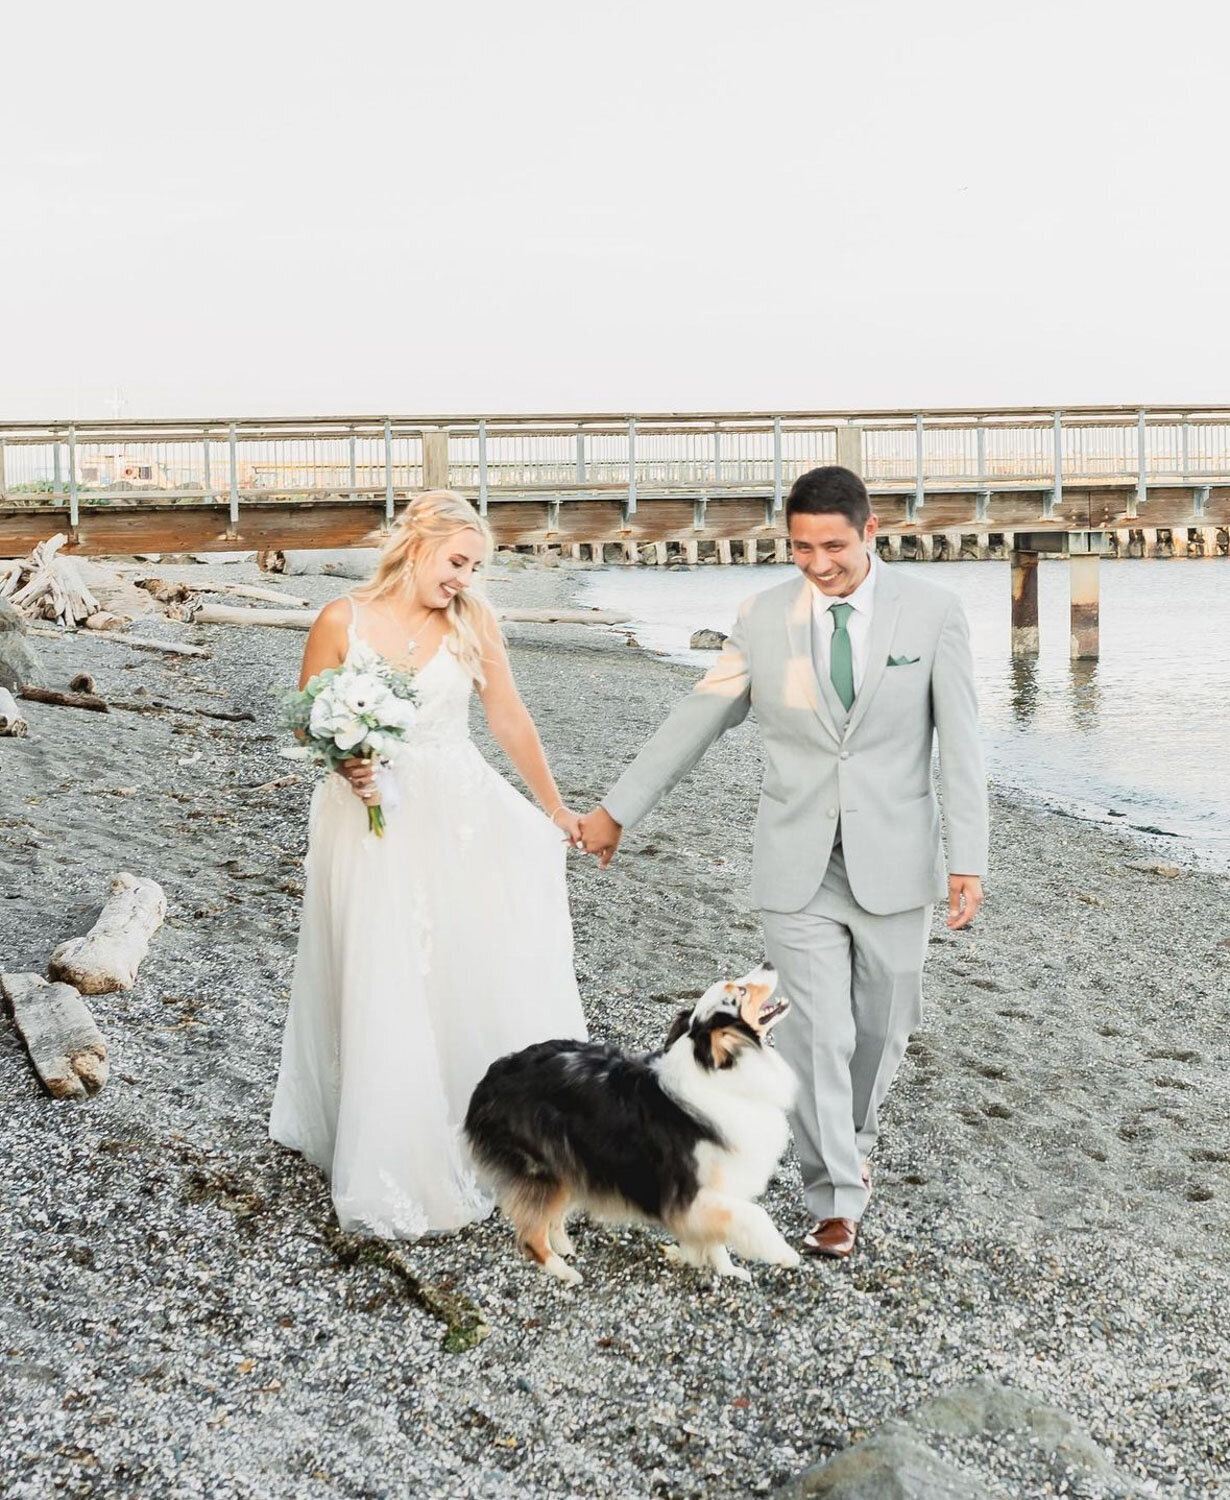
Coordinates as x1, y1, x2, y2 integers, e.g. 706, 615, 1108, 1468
829, 601, 855, 711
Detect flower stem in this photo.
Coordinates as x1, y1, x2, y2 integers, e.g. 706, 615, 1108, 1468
367, 803, 386, 838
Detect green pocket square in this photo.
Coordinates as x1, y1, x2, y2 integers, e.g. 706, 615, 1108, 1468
887, 654, 921, 666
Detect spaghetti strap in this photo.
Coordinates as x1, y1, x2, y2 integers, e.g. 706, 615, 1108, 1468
346, 595, 360, 647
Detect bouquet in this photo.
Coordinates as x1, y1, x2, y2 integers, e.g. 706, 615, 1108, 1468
281, 652, 420, 836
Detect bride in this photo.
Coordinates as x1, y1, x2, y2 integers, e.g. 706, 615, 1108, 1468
269, 491, 588, 1238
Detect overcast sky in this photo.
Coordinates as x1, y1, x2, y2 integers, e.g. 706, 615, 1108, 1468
2, 0, 1226, 421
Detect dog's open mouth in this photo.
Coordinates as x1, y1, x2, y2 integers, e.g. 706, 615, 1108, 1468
758, 996, 790, 1027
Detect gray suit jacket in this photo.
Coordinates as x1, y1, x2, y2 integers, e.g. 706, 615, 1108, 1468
603, 565, 988, 916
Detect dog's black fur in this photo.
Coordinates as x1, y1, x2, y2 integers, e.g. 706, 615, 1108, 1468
464, 1028, 727, 1221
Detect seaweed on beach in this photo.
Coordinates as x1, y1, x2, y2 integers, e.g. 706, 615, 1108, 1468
323, 1224, 490, 1353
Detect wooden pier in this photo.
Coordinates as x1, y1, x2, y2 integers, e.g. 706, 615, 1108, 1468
1, 407, 1227, 659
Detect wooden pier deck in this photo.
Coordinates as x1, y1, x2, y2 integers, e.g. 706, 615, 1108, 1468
1, 408, 1227, 559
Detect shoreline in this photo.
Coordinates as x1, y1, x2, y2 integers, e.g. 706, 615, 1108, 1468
560, 558, 1229, 877
2, 556, 1228, 1498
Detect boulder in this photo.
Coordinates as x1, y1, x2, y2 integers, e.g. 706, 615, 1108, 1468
774, 1380, 1146, 1500
0, 597, 44, 691
912, 1380, 1142, 1493
773, 1425, 989, 1499
690, 628, 728, 650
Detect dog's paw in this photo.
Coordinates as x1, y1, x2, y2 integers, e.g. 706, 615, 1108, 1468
716, 1262, 753, 1284
663, 1242, 708, 1271
769, 1247, 802, 1270
543, 1254, 583, 1287
548, 1225, 576, 1259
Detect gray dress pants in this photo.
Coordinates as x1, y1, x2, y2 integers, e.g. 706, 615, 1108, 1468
761, 846, 931, 1223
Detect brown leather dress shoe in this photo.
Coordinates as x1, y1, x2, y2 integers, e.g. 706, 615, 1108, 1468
802, 1217, 859, 1258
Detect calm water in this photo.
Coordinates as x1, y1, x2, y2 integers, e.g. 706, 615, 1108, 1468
578, 560, 1230, 871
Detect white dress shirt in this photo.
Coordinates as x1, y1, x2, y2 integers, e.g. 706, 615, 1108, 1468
810, 550, 878, 694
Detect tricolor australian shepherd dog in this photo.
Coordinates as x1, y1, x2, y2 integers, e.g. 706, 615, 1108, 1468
464, 965, 799, 1285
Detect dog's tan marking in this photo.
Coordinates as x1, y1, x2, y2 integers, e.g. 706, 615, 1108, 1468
503, 1180, 582, 1285
708, 1025, 746, 1068
668, 1188, 734, 1248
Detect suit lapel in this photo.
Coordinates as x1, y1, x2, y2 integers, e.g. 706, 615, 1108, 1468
785, 576, 841, 745
844, 562, 902, 737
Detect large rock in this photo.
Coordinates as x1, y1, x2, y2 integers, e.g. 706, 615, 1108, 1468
774, 1380, 1146, 1500
0, 597, 44, 691
690, 627, 728, 650
773, 1426, 989, 1499
912, 1380, 1143, 1493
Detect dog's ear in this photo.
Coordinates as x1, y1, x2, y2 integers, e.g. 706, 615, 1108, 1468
664, 1007, 693, 1049
692, 1021, 742, 1070
705, 1024, 741, 1070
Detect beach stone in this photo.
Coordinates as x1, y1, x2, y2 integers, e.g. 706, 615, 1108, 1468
776, 1381, 1146, 1499
772, 1425, 989, 1498
689, 627, 728, 650
910, 1379, 1145, 1494
1124, 859, 1182, 878
0, 598, 44, 690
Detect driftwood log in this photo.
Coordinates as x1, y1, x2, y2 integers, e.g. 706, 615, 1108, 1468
0, 972, 109, 1099
1, 534, 101, 627
0, 686, 29, 736
19, 684, 109, 713
49, 872, 167, 995
189, 602, 317, 630
499, 608, 632, 625
113, 697, 255, 722
137, 576, 310, 609
189, 602, 631, 630
260, 548, 380, 579
28, 625, 211, 659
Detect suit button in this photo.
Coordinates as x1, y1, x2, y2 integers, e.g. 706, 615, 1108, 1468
840, 750, 850, 760
827, 808, 838, 818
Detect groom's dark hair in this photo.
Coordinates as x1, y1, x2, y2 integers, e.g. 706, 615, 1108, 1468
786, 466, 871, 533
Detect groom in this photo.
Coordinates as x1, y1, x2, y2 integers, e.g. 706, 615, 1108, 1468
579, 465, 988, 1258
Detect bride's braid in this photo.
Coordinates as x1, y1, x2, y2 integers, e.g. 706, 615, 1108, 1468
354, 490, 496, 685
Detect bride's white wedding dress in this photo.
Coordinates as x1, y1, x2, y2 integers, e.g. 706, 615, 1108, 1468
269, 599, 587, 1237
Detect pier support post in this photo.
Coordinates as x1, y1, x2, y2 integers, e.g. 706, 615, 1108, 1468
716, 539, 732, 565
1011, 547, 1040, 657
1198, 526, 1222, 557
422, 429, 450, 491
741, 538, 757, 564
886, 534, 903, 562
774, 537, 789, 564
684, 540, 699, 565
835, 424, 864, 476
943, 529, 963, 560
1141, 527, 1160, 559
1168, 526, 1190, 558
1069, 539, 1101, 660
916, 535, 935, 561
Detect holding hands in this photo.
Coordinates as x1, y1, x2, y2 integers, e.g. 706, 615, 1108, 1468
550, 806, 585, 849
577, 807, 622, 868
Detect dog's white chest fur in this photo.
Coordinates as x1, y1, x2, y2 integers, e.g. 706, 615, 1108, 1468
656, 1042, 796, 1200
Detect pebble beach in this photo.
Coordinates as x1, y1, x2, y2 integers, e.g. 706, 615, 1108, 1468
2, 556, 1228, 1499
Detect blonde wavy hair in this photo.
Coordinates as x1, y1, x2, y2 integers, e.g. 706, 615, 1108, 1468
353, 490, 496, 685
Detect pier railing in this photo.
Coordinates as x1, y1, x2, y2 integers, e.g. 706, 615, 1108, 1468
1, 406, 1228, 556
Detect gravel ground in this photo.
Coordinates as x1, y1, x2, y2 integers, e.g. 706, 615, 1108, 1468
1, 556, 1228, 1499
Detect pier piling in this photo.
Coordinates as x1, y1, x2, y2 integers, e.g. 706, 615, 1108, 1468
1011, 548, 1040, 657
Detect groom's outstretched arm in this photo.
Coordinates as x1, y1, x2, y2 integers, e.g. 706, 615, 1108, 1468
583, 606, 753, 862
